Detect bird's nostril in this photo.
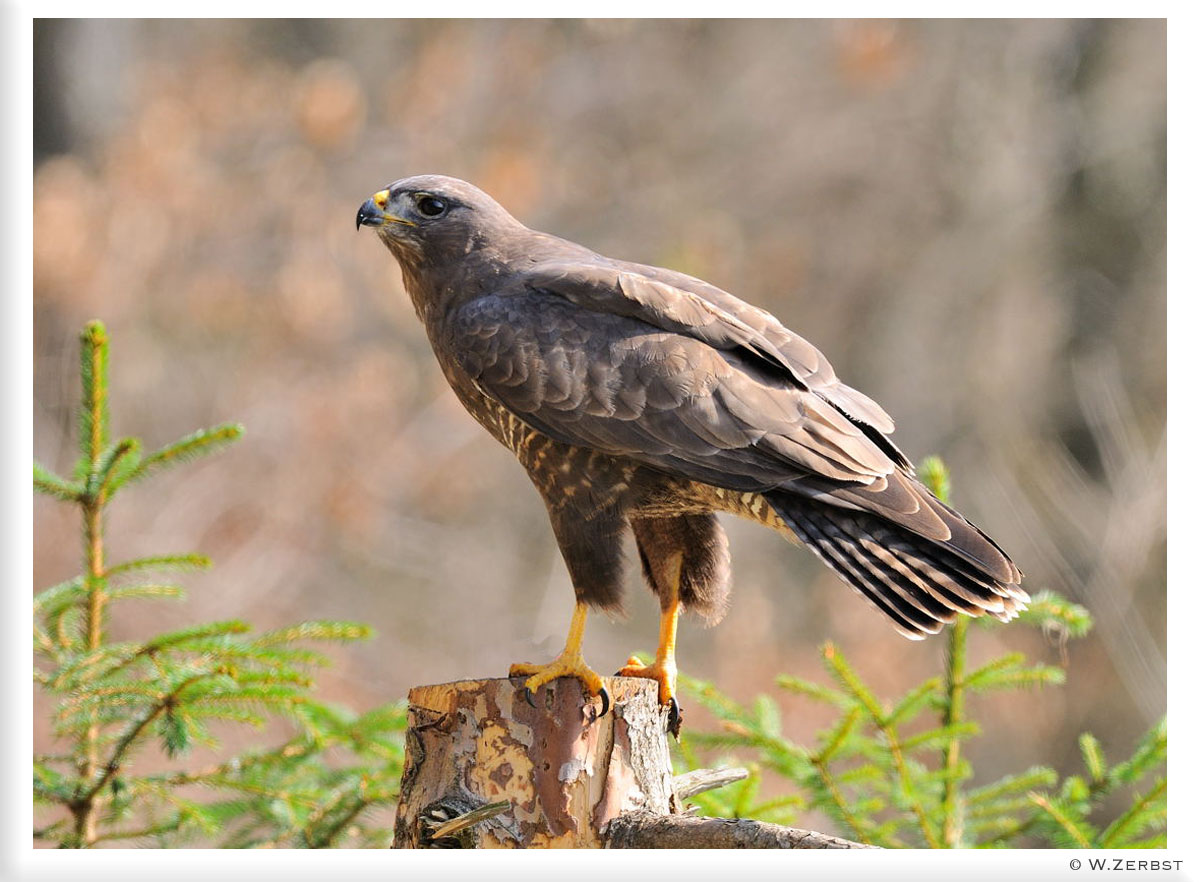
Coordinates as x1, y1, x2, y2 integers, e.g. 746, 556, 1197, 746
373, 190, 390, 209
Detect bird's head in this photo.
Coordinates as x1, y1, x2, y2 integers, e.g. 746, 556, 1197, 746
356, 175, 523, 274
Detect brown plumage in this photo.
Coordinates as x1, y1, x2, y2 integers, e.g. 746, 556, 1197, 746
357, 175, 1026, 718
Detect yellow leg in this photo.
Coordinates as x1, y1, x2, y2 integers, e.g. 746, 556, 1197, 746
509, 602, 609, 716
616, 552, 683, 733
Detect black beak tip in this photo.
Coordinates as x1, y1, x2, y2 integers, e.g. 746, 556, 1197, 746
356, 199, 383, 231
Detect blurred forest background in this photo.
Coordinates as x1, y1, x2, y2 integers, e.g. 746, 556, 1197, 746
33, 19, 1165, 834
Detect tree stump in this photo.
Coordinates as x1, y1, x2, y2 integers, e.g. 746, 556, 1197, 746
394, 676, 676, 848
393, 675, 876, 849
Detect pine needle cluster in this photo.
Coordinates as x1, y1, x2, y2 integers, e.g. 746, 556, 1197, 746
33, 322, 407, 848
673, 456, 1166, 848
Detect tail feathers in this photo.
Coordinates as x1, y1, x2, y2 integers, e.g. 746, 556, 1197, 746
767, 492, 1028, 639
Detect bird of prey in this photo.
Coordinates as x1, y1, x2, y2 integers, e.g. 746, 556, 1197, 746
357, 175, 1027, 733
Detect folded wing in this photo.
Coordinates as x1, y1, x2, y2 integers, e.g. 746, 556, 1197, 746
449, 263, 899, 491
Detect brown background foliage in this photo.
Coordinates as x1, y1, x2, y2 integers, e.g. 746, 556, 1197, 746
33, 19, 1165, 834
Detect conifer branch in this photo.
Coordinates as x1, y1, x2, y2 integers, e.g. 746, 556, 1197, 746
822, 642, 939, 846
120, 424, 245, 487
1028, 792, 1093, 847
33, 625, 58, 657
678, 561, 1162, 849
776, 674, 855, 710
1097, 779, 1165, 847
884, 676, 940, 726
966, 767, 1058, 808
78, 321, 109, 469
90, 438, 141, 500
253, 620, 373, 645
810, 752, 875, 844
820, 643, 886, 722
1079, 733, 1106, 784
92, 822, 185, 844
981, 590, 1093, 637
917, 455, 952, 506
34, 462, 82, 501
33, 822, 70, 840
881, 717, 940, 847
941, 617, 968, 847
33, 576, 85, 614
813, 707, 861, 764
35, 322, 404, 849
297, 785, 372, 848
107, 584, 185, 602
76, 327, 112, 843
78, 673, 210, 805
106, 553, 211, 578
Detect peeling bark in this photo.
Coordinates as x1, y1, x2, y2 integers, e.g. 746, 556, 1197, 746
393, 676, 872, 850
393, 676, 676, 848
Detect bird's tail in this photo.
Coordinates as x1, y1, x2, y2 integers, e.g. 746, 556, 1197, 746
765, 489, 1028, 638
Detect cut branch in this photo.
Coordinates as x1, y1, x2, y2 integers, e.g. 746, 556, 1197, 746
602, 810, 878, 849
672, 766, 749, 800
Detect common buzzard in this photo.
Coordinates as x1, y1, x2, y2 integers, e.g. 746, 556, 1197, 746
357, 176, 1026, 733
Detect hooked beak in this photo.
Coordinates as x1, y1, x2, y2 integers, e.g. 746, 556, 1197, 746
356, 189, 389, 230
356, 200, 382, 230
356, 189, 415, 231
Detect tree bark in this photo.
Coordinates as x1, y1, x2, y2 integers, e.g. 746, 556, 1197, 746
392, 676, 873, 849
601, 811, 877, 848
393, 676, 677, 848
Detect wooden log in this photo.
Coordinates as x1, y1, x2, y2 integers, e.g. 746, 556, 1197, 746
601, 811, 879, 849
393, 676, 677, 848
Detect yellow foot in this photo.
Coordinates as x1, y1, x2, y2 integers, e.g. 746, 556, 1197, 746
615, 656, 682, 736
509, 654, 610, 717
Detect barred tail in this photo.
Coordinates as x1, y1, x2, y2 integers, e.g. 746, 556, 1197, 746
766, 491, 1028, 639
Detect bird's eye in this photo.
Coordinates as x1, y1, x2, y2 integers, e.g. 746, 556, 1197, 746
415, 195, 447, 218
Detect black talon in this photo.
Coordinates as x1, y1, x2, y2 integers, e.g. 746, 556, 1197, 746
667, 696, 683, 738
524, 686, 536, 708
597, 687, 611, 719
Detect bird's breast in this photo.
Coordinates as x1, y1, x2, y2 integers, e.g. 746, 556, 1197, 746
628, 475, 790, 532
